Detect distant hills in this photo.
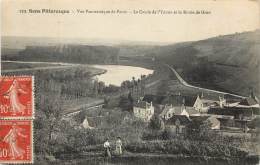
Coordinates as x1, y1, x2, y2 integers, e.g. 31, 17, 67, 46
2, 45, 119, 64
145, 30, 260, 98
1, 36, 169, 50
1, 30, 259, 97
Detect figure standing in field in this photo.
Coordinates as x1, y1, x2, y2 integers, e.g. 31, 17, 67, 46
115, 137, 122, 155
3, 124, 27, 159
4, 79, 27, 115
104, 138, 111, 158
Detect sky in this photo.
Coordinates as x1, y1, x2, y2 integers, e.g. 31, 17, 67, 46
1, 0, 259, 43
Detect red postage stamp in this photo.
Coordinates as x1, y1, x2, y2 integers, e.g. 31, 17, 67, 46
0, 76, 34, 118
0, 120, 33, 163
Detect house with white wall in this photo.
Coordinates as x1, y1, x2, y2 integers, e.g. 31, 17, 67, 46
133, 101, 154, 122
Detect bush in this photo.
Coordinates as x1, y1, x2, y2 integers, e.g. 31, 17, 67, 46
149, 115, 165, 130
142, 130, 165, 141
125, 140, 248, 158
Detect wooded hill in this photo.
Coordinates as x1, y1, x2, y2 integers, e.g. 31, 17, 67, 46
145, 30, 260, 98
3, 44, 119, 64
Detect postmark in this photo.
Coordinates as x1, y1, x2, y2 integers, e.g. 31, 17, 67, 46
0, 76, 34, 119
0, 119, 33, 163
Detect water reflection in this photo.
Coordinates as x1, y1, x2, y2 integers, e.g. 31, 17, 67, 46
92, 65, 154, 86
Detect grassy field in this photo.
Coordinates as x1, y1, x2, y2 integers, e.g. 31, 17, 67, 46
150, 64, 226, 100
62, 97, 104, 115
1, 61, 106, 76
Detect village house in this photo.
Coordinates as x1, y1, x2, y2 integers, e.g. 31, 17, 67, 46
159, 104, 175, 120
207, 116, 221, 129
160, 104, 200, 120
163, 104, 199, 137
208, 96, 260, 132
142, 94, 166, 110
225, 97, 260, 109
160, 93, 221, 113
175, 106, 200, 117
133, 101, 154, 122
165, 114, 221, 138
193, 94, 219, 113
165, 115, 191, 136
190, 115, 221, 130
209, 97, 260, 120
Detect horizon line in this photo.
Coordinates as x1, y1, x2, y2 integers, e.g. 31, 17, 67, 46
1, 29, 259, 46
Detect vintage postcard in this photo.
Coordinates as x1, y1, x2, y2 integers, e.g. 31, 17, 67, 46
1, 0, 259, 165
0, 120, 33, 163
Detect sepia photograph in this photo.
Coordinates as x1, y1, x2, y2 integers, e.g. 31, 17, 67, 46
1, 0, 260, 164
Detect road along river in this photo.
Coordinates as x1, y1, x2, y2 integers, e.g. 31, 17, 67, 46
2, 60, 244, 99
163, 63, 245, 99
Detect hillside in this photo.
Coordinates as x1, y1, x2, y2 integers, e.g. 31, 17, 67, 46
117, 45, 159, 57
148, 30, 260, 98
2, 45, 119, 64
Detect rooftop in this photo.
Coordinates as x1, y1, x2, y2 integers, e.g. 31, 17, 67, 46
161, 94, 197, 107
160, 105, 175, 116
166, 115, 191, 125
190, 115, 220, 127
173, 106, 199, 116
239, 97, 259, 106
134, 101, 152, 109
142, 94, 166, 105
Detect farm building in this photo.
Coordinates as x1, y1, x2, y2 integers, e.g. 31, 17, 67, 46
133, 101, 154, 122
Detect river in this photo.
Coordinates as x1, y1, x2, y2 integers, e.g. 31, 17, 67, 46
2, 61, 154, 87
92, 65, 154, 86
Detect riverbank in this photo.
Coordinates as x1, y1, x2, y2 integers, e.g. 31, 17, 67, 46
1, 60, 107, 77
91, 64, 154, 86
86, 65, 107, 77
118, 58, 155, 70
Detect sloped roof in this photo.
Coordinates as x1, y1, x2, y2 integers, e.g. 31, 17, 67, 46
189, 115, 220, 127
180, 109, 190, 116
185, 107, 200, 115
201, 99, 218, 104
160, 105, 175, 116
166, 115, 191, 125
190, 116, 210, 123
172, 106, 183, 115
161, 95, 197, 107
183, 96, 198, 107
239, 97, 258, 106
142, 94, 166, 105
207, 116, 220, 128
171, 106, 199, 116
134, 101, 151, 109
